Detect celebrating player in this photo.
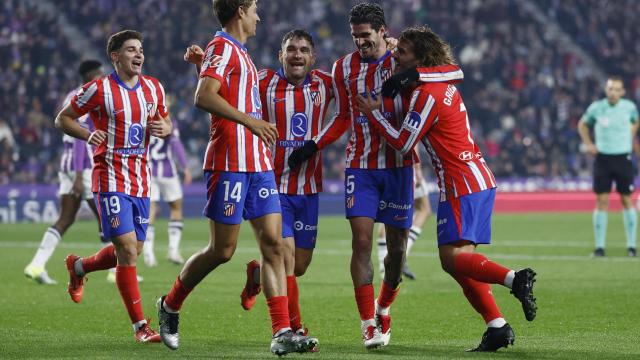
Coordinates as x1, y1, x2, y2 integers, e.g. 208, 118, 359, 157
577, 76, 638, 257
156, 0, 318, 355
235, 29, 333, 340
356, 25, 537, 352
25, 60, 105, 285
56, 30, 172, 343
288, 3, 416, 349
143, 107, 191, 267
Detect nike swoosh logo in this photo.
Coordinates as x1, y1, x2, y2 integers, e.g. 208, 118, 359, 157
113, 109, 125, 115
133, 299, 141, 304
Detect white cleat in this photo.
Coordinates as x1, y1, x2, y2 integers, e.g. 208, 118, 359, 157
25, 265, 58, 285
362, 325, 385, 349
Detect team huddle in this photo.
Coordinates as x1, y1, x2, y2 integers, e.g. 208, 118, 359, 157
25, 0, 538, 356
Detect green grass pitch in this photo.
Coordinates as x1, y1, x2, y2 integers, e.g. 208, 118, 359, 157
1, 213, 639, 359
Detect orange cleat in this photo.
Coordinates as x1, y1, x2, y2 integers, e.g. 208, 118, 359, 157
65, 254, 85, 303
240, 260, 262, 310
135, 321, 162, 343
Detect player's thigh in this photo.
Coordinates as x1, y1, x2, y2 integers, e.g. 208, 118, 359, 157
349, 216, 375, 248
161, 176, 183, 203
243, 171, 281, 221
345, 168, 380, 220
250, 212, 283, 249
207, 219, 240, 258
96, 192, 136, 241
593, 154, 614, 194
292, 194, 319, 250
613, 154, 634, 195
377, 166, 414, 229
202, 171, 249, 225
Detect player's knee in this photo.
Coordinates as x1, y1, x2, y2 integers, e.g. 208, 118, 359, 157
438, 254, 456, 275
294, 261, 310, 277
204, 244, 235, 264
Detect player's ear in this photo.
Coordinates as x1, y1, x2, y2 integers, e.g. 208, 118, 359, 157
110, 51, 118, 64
278, 50, 284, 65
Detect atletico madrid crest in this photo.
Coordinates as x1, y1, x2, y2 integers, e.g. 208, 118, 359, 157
346, 195, 355, 209
310, 90, 322, 107
223, 202, 236, 216
110, 215, 120, 228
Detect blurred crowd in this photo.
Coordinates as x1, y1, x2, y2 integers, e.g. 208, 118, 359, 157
0, 0, 636, 185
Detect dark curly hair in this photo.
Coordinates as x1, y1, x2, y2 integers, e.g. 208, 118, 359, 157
349, 2, 386, 31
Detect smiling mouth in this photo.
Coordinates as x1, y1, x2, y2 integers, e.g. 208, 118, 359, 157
132, 60, 142, 67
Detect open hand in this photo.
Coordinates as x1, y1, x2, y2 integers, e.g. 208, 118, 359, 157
87, 130, 107, 146
247, 117, 278, 146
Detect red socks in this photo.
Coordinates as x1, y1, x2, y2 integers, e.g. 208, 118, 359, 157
115, 265, 144, 324
286, 276, 301, 330
453, 273, 502, 323
82, 244, 117, 273
377, 281, 399, 309
454, 252, 510, 285
354, 284, 375, 320
267, 296, 290, 335
164, 276, 193, 312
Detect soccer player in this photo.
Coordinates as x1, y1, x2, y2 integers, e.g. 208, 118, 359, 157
356, 25, 538, 352
288, 3, 416, 349
143, 110, 191, 267
236, 29, 333, 339
156, 1, 318, 355
56, 29, 172, 343
578, 76, 638, 257
376, 160, 432, 279
24, 60, 105, 285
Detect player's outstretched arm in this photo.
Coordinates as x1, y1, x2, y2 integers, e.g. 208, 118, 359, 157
194, 76, 278, 145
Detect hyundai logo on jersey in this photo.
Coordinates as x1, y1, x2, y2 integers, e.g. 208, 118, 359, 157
290, 113, 308, 137
459, 151, 474, 161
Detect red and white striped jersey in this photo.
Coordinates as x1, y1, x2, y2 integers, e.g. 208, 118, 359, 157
259, 68, 333, 195
313, 50, 417, 169
70, 71, 168, 197
365, 65, 496, 200
200, 31, 272, 173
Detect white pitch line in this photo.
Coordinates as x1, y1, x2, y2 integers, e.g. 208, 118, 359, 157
1, 241, 637, 263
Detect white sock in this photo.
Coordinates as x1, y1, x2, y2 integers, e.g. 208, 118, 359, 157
162, 299, 179, 314
168, 221, 183, 255
145, 225, 155, 256
375, 299, 390, 316
132, 319, 147, 332
274, 327, 292, 337
361, 318, 376, 332
377, 237, 387, 271
74, 258, 86, 277
503, 270, 515, 288
486, 317, 507, 328
30, 227, 61, 268
407, 226, 421, 255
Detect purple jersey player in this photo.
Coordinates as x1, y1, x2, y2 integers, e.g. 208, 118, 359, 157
144, 114, 191, 266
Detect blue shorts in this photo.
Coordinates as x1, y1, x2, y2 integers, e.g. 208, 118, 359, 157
436, 188, 496, 246
280, 194, 318, 249
203, 170, 281, 225
95, 192, 150, 241
344, 167, 414, 229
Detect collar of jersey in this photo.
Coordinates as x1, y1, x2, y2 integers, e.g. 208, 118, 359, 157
216, 30, 247, 52
111, 71, 141, 91
360, 50, 392, 64
276, 68, 311, 86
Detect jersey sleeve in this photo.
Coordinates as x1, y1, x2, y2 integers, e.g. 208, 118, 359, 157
366, 87, 438, 155
313, 62, 350, 149
200, 42, 236, 85
583, 102, 598, 125
70, 80, 101, 117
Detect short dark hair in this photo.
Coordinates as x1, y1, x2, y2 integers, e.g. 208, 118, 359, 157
399, 26, 456, 67
281, 29, 314, 49
106, 30, 143, 57
78, 60, 102, 78
607, 75, 624, 85
213, 0, 255, 27
349, 2, 386, 31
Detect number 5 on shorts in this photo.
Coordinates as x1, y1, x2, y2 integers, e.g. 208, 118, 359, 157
346, 175, 355, 194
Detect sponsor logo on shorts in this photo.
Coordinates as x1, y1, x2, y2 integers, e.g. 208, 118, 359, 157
223, 202, 235, 216
437, 218, 448, 225
384, 202, 412, 210
294, 221, 317, 231
110, 215, 120, 228
346, 195, 355, 209
379, 200, 387, 210
294, 221, 304, 231
393, 215, 408, 221
258, 188, 278, 199
135, 216, 149, 224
